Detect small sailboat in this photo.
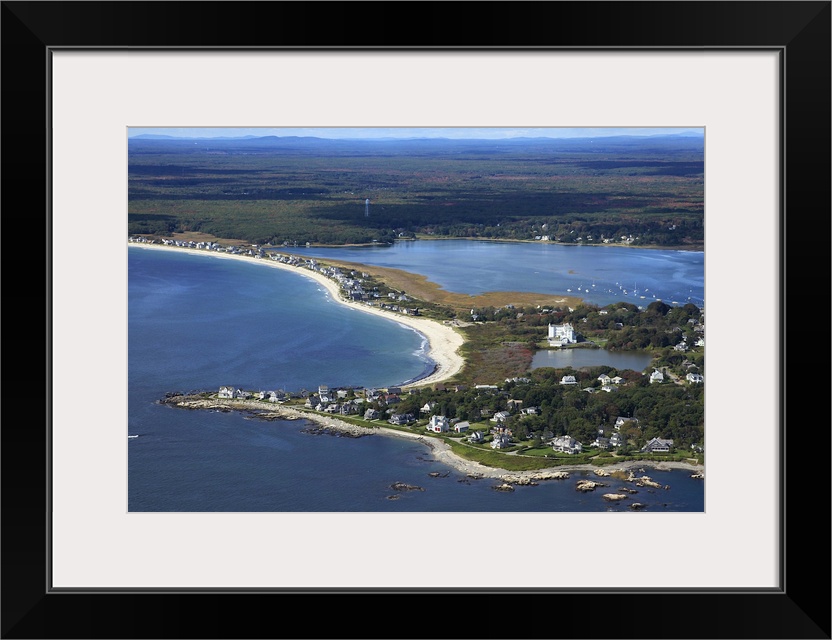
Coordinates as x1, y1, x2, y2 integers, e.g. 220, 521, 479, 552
128, 434, 139, 439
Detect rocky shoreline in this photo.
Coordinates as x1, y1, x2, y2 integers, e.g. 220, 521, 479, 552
161, 394, 705, 488
161, 394, 377, 438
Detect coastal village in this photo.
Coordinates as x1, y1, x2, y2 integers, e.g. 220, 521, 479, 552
134, 237, 705, 485
203, 374, 701, 461
166, 382, 703, 502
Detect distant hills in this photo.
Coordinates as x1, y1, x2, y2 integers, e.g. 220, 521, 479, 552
128, 133, 704, 155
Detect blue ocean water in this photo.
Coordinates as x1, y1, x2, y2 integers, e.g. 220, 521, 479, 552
284, 240, 705, 308
128, 245, 705, 512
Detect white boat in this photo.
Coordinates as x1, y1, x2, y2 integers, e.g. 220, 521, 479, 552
128, 435, 139, 439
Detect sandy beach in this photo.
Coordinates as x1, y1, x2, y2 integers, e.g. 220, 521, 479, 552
130, 243, 465, 388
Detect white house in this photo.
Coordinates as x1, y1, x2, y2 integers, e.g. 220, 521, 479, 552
560, 375, 578, 385
453, 421, 470, 433
650, 370, 665, 384
491, 432, 512, 449
491, 411, 511, 423
614, 416, 638, 430
597, 374, 612, 385
610, 432, 627, 448
548, 322, 577, 346
218, 386, 236, 399
552, 435, 583, 454
427, 415, 450, 433
686, 372, 704, 384
420, 401, 437, 414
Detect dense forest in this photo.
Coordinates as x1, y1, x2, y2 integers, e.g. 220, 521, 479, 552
128, 134, 704, 247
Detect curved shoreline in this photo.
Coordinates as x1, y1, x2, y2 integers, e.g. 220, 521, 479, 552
165, 395, 704, 481
129, 242, 465, 388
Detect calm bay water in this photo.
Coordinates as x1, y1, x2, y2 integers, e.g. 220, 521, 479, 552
284, 240, 705, 308
128, 244, 705, 512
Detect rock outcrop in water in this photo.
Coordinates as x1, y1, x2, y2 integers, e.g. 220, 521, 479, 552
603, 493, 628, 501
390, 482, 424, 492
575, 479, 608, 492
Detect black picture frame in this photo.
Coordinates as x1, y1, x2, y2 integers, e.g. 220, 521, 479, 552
4, 2, 829, 638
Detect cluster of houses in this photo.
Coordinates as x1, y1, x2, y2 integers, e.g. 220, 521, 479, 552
586, 417, 676, 455
589, 416, 638, 450
216, 382, 689, 457
532, 232, 638, 245
218, 386, 291, 402
649, 368, 704, 384
130, 236, 425, 317
130, 236, 255, 254
555, 368, 703, 388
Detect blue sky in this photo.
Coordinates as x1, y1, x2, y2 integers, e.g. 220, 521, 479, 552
128, 127, 703, 140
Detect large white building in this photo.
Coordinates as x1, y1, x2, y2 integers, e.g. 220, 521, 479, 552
548, 322, 577, 345
427, 415, 450, 433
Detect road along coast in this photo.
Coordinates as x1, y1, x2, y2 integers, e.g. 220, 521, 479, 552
130, 243, 465, 388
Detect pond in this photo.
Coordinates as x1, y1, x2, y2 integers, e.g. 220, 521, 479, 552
530, 347, 654, 372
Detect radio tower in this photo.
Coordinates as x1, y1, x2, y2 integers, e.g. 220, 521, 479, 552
365, 198, 370, 217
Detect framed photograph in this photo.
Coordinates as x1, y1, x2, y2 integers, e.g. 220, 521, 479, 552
5, 1, 829, 638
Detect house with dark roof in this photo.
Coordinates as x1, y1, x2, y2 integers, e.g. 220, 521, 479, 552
641, 437, 674, 453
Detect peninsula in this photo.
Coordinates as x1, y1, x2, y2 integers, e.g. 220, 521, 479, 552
133, 238, 705, 481
161, 391, 704, 484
